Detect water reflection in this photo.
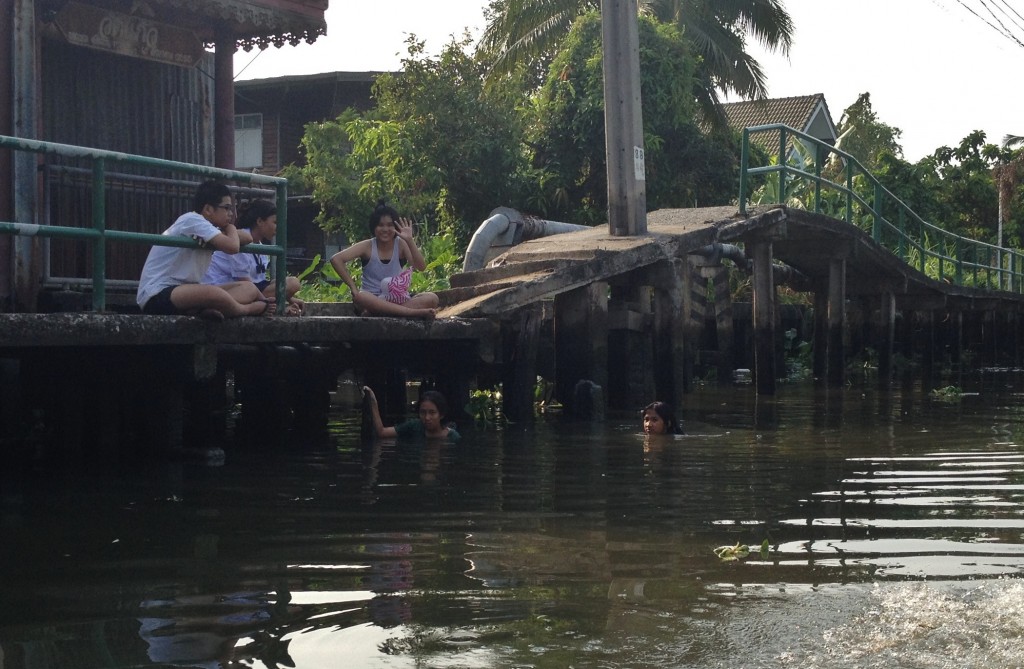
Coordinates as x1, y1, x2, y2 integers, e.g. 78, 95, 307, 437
3, 384, 1024, 667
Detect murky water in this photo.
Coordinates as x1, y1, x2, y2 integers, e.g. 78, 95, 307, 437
3, 379, 1024, 669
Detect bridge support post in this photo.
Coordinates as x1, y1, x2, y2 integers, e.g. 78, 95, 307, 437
953, 311, 965, 387
984, 310, 999, 368
918, 311, 936, 388
812, 287, 828, 383
502, 305, 542, 423
750, 241, 776, 395
651, 259, 688, 407
555, 282, 609, 416
1013, 312, 1022, 368
608, 283, 655, 410
709, 266, 735, 384
827, 258, 846, 387
680, 259, 701, 393
876, 291, 895, 389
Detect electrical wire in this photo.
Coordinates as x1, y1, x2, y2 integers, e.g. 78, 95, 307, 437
953, 0, 1024, 47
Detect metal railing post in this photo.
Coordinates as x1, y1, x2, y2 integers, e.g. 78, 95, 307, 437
778, 127, 787, 206
955, 240, 963, 285
813, 144, 823, 213
897, 209, 906, 258
845, 161, 853, 225
1013, 253, 1019, 293
274, 181, 288, 315
91, 158, 106, 311
738, 129, 749, 215
872, 182, 882, 242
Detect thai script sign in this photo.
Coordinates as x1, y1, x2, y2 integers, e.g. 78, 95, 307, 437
54, 2, 204, 68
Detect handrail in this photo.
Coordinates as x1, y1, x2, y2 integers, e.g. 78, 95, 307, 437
738, 124, 1024, 294
0, 135, 289, 313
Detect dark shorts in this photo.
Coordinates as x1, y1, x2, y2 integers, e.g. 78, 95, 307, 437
255, 279, 270, 292
141, 286, 182, 315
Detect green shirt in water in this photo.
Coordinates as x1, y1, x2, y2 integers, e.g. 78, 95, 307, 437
394, 419, 461, 442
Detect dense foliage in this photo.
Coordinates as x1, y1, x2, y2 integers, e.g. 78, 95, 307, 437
291, 36, 530, 249
480, 0, 794, 127
530, 12, 740, 222
748, 92, 1024, 281
288, 14, 1023, 291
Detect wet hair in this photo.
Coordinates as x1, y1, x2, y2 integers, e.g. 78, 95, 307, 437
237, 198, 277, 230
193, 180, 232, 214
642, 401, 681, 434
418, 390, 449, 420
368, 199, 401, 235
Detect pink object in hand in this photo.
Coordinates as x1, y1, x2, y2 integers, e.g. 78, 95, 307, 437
382, 268, 412, 304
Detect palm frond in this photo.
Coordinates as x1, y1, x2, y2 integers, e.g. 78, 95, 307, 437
1003, 134, 1024, 149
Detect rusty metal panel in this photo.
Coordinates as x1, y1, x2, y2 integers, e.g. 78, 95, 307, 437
42, 40, 215, 161
40, 40, 218, 283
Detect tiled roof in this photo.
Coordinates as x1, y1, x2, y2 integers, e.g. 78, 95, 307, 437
721, 94, 834, 156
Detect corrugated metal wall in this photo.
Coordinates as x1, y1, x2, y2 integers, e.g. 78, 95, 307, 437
41, 40, 217, 283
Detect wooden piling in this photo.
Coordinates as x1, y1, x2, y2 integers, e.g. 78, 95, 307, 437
826, 258, 846, 387
684, 259, 707, 390
651, 259, 687, 407
876, 291, 895, 388
555, 282, 609, 414
608, 282, 655, 410
710, 266, 735, 383
750, 240, 776, 395
812, 287, 828, 383
502, 305, 542, 423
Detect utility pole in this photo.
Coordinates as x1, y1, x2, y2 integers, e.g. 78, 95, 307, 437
601, 0, 646, 236
12, 0, 38, 310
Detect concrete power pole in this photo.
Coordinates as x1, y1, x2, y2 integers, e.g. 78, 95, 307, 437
601, 0, 647, 236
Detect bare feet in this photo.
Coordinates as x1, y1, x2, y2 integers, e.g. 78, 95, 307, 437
195, 308, 225, 322
246, 298, 274, 317
413, 308, 437, 321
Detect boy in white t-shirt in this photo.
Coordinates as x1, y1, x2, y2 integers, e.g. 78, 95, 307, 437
136, 181, 272, 320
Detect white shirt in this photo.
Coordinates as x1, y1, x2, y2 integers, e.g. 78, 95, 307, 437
203, 246, 268, 286
136, 212, 222, 308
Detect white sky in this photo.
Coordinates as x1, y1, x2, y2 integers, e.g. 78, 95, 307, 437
234, 0, 1023, 163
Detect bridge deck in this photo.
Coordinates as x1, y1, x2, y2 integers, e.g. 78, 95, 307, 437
439, 205, 1024, 317
3, 205, 1020, 351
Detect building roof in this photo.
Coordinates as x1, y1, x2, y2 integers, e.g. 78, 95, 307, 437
236, 71, 387, 90
721, 93, 837, 156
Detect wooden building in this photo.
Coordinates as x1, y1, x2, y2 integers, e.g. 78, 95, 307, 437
234, 70, 380, 174
1, 0, 328, 312
234, 70, 383, 265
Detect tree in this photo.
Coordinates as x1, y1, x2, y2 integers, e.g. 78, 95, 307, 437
529, 12, 740, 222
996, 134, 1024, 247
480, 0, 793, 125
924, 131, 1001, 242
835, 93, 904, 172
293, 36, 532, 247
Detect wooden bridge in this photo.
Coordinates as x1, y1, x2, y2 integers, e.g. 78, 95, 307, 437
4, 202, 1024, 456
3, 125, 1023, 455
437, 203, 1024, 410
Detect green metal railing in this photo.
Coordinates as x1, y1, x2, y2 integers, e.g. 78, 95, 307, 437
0, 135, 289, 312
738, 124, 1024, 293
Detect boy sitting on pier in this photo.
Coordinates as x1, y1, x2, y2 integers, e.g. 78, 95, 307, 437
136, 181, 273, 320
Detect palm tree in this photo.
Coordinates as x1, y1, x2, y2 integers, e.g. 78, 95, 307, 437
480, 0, 793, 126
996, 134, 1023, 250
